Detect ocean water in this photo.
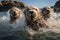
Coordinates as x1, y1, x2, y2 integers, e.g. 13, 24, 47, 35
0, 11, 60, 40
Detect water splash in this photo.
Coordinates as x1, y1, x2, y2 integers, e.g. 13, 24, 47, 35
0, 10, 60, 40
28, 11, 60, 40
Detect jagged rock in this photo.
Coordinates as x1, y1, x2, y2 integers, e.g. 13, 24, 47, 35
54, 1, 60, 8
54, 1, 60, 12
0, 1, 28, 12
14, 1, 28, 8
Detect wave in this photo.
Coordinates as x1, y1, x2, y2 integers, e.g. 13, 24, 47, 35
0, 10, 60, 40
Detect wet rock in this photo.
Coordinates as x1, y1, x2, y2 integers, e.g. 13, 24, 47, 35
13, 1, 28, 9
54, 0, 60, 12
0, 1, 28, 12
54, 1, 60, 8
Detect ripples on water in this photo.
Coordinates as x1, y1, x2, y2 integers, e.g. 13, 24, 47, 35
0, 11, 60, 40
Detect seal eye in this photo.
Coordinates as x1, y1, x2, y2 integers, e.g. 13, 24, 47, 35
33, 8, 37, 11
35, 9, 37, 11
13, 11, 16, 14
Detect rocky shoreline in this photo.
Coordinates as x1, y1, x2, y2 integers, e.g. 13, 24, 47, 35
0, 0, 28, 12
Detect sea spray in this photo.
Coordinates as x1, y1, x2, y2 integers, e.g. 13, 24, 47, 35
0, 10, 60, 40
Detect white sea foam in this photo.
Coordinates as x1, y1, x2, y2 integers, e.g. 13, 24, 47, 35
0, 9, 60, 40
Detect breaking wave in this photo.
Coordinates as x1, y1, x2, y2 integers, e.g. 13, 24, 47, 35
0, 10, 60, 40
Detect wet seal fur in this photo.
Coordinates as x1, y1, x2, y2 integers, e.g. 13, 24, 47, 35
9, 7, 21, 24
24, 6, 49, 31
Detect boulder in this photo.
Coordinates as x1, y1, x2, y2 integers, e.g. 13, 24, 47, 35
0, 1, 28, 12
54, 1, 60, 8
54, 1, 60, 12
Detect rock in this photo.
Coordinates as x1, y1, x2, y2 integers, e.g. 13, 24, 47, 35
0, 1, 28, 12
54, 1, 60, 8
13, 1, 28, 9
54, 1, 60, 12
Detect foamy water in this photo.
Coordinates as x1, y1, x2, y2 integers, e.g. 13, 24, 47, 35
0, 10, 60, 40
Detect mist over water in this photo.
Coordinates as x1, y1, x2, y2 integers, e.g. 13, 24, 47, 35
0, 10, 60, 40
